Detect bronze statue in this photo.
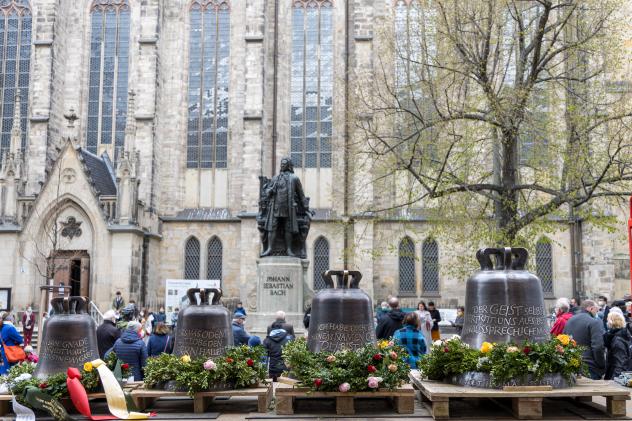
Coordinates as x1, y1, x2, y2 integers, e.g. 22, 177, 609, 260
257, 157, 313, 258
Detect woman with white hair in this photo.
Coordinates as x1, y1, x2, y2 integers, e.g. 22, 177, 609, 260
550, 297, 573, 336
604, 312, 632, 380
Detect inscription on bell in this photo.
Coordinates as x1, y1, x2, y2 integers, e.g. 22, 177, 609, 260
40, 338, 94, 365
312, 322, 374, 352
176, 327, 228, 357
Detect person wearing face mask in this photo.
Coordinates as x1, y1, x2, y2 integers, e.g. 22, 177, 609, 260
597, 296, 609, 328
152, 307, 166, 329
550, 298, 573, 336
21, 306, 35, 346
563, 300, 605, 379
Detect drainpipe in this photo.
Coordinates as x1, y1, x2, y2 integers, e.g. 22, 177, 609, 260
271, 0, 279, 174
569, 208, 584, 300
343, 0, 352, 267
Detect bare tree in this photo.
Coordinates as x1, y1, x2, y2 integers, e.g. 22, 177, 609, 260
354, 0, 632, 246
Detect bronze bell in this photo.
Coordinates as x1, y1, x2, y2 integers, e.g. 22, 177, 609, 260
461, 247, 550, 350
307, 270, 376, 353
34, 296, 100, 379
173, 288, 233, 358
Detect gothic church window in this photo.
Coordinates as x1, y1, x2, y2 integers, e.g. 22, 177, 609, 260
0, 0, 31, 161
422, 238, 439, 293
87, 0, 131, 155
187, 0, 230, 169
399, 237, 415, 294
536, 238, 553, 294
313, 236, 329, 290
207, 236, 223, 282
290, 0, 333, 169
184, 236, 201, 279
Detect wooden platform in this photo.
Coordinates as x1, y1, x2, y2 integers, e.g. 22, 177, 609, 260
0, 393, 11, 416
409, 370, 631, 419
130, 383, 273, 414
274, 382, 415, 415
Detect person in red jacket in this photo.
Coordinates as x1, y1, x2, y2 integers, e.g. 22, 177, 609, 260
21, 306, 35, 346
551, 297, 573, 336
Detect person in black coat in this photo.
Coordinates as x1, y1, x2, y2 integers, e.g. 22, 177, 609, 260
264, 328, 292, 381
604, 312, 632, 380
96, 310, 121, 359
376, 297, 405, 340
267, 311, 295, 337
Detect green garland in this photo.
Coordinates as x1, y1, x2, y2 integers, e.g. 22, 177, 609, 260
0, 353, 131, 406
143, 346, 268, 397
418, 335, 587, 385
282, 338, 410, 392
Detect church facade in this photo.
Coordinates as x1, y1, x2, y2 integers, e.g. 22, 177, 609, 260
0, 0, 630, 317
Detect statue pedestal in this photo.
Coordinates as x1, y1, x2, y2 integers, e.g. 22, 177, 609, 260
246, 256, 311, 336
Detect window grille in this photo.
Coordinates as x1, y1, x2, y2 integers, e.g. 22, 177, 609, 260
313, 236, 329, 290
290, 0, 333, 168
536, 239, 553, 293
184, 237, 201, 279
399, 237, 415, 294
87, 0, 130, 155
187, 0, 230, 169
207, 236, 223, 282
422, 238, 439, 293
0, 0, 31, 161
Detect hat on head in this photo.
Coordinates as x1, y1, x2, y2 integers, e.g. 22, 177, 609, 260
234, 312, 246, 320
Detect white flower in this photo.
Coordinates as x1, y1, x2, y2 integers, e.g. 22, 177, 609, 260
433, 340, 444, 346
476, 357, 490, 370
14, 373, 32, 382
450, 335, 461, 341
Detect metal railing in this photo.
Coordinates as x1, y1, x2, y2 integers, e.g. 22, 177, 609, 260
89, 301, 104, 325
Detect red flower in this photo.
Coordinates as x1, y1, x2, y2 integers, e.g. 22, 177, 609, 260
314, 378, 323, 388
121, 363, 129, 370
372, 354, 383, 361
247, 358, 254, 367
367, 365, 377, 373
39, 383, 48, 389
523, 346, 531, 355
226, 357, 234, 363
443, 347, 449, 353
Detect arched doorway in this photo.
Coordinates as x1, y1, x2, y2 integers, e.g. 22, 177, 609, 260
48, 250, 90, 297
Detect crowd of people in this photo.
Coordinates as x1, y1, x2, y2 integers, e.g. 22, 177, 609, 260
552, 295, 632, 380
4, 289, 632, 384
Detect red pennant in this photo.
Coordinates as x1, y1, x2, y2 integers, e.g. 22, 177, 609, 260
66, 368, 118, 420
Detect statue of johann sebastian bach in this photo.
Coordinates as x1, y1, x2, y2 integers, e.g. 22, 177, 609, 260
258, 157, 313, 258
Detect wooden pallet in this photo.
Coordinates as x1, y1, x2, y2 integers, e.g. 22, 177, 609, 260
409, 370, 631, 419
0, 393, 11, 416
131, 383, 272, 414
274, 382, 415, 415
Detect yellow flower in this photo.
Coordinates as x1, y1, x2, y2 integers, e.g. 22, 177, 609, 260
378, 340, 389, 349
83, 362, 93, 372
480, 342, 494, 353
556, 334, 571, 346
181, 355, 191, 363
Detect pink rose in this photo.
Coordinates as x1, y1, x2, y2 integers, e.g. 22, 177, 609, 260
203, 359, 216, 371
326, 355, 336, 363
388, 341, 394, 347
390, 351, 398, 359
338, 382, 350, 392
388, 364, 398, 372
367, 376, 379, 389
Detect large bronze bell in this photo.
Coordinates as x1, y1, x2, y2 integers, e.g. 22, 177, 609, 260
34, 296, 100, 379
461, 247, 549, 350
307, 270, 376, 353
173, 288, 233, 358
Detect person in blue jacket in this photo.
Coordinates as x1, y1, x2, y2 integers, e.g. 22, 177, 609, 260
0, 312, 24, 375
106, 321, 148, 381
232, 313, 251, 346
147, 322, 174, 357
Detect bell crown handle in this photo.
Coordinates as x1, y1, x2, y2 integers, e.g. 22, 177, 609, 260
477, 247, 529, 270
207, 288, 222, 305
186, 288, 222, 305
69, 296, 88, 314
50, 297, 66, 314
322, 270, 363, 289
186, 288, 201, 305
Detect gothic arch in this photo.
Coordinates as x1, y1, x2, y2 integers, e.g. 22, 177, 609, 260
206, 236, 222, 282
183, 236, 201, 279
398, 236, 415, 294
422, 238, 439, 293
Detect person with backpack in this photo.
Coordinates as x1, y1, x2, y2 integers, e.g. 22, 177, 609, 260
604, 312, 632, 380
263, 328, 292, 381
